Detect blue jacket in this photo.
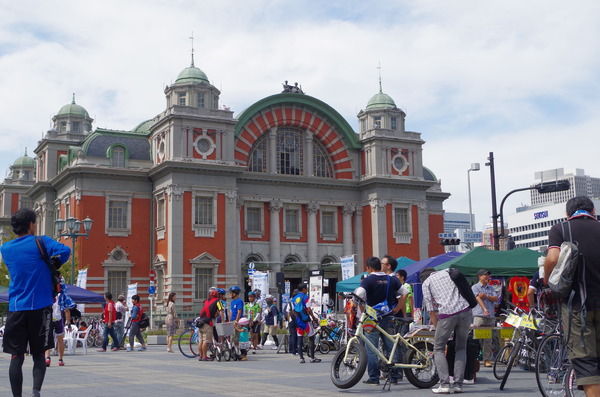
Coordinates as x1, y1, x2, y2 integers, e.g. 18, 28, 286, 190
1, 235, 71, 311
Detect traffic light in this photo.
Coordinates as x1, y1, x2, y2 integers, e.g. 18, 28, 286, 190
440, 238, 461, 245
535, 179, 570, 193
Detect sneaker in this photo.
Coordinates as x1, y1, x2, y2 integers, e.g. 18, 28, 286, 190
111, 347, 119, 352
484, 360, 492, 367
310, 358, 321, 363
240, 356, 248, 361
454, 385, 464, 394
203, 357, 214, 361
139, 347, 147, 351
126, 347, 132, 352
97, 348, 106, 352
45, 357, 51, 367
463, 379, 475, 384
31, 391, 41, 397
257, 345, 263, 350
271, 345, 278, 350
300, 358, 306, 363
431, 384, 451, 394
363, 380, 380, 386
58, 359, 65, 367
167, 349, 174, 353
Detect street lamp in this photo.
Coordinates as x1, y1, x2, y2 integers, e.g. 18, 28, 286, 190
55, 216, 93, 284
467, 163, 480, 232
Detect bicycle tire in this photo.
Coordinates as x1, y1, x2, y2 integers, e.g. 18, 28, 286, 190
223, 344, 232, 361
404, 341, 439, 389
319, 341, 331, 355
500, 339, 522, 390
86, 331, 95, 348
565, 364, 585, 397
178, 329, 199, 358
94, 331, 103, 347
536, 333, 568, 397
330, 341, 367, 389
493, 344, 513, 380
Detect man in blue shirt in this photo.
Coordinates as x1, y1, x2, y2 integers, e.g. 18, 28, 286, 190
1, 208, 70, 397
229, 286, 244, 349
471, 269, 498, 368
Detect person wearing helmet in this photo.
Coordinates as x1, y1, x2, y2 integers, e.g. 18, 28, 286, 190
260, 295, 280, 350
216, 288, 229, 323
197, 290, 224, 361
244, 291, 262, 351
234, 317, 250, 361
229, 286, 244, 351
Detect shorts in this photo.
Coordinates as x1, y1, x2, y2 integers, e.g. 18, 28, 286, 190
563, 306, 600, 387
263, 324, 276, 334
199, 324, 213, 343
232, 328, 240, 343
250, 322, 261, 334
3, 306, 54, 356
50, 319, 65, 336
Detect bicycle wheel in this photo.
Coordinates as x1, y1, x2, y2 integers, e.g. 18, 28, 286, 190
404, 341, 439, 389
500, 339, 522, 390
493, 344, 513, 380
215, 344, 222, 362
178, 329, 199, 358
94, 331, 103, 347
330, 341, 367, 389
86, 331, 96, 348
223, 343, 232, 361
565, 364, 585, 397
319, 341, 331, 355
536, 334, 568, 397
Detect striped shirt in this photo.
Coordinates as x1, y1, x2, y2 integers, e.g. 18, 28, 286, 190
422, 269, 469, 317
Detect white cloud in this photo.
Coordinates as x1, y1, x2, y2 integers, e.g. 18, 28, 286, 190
1, 0, 599, 230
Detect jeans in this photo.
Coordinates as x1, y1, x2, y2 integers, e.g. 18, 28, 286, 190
114, 321, 125, 347
288, 321, 298, 354
102, 323, 119, 350
129, 322, 145, 347
366, 315, 398, 382
433, 310, 472, 386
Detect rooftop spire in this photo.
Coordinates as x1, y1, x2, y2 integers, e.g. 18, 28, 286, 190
377, 62, 383, 93
72, 93, 76, 104
189, 31, 195, 67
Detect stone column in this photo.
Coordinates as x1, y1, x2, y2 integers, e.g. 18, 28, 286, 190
342, 204, 354, 256
304, 129, 313, 177
369, 196, 387, 258
269, 199, 282, 271
354, 208, 364, 274
268, 127, 278, 174
166, 185, 184, 285
307, 202, 319, 266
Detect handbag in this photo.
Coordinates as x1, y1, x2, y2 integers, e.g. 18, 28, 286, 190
35, 237, 62, 296
372, 276, 393, 315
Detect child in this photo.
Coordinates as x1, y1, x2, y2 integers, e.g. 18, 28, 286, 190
235, 317, 251, 361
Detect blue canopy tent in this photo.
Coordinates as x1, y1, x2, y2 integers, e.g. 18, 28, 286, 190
335, 272, 368, 292
396, 256, 416, 269
0, 284, 105, 304
403, 251, 463, 284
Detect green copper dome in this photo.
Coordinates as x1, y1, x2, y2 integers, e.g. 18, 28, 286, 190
366, 91, 396, 110
57, 94, 90, 118
175, 65, 209, 84
13, 151, 35, 168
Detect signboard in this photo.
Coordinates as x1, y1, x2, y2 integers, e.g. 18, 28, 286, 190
438, 233, 457, 238
340, 255, 355, 280
463, 231, 483, 243
148, 285, 156, 294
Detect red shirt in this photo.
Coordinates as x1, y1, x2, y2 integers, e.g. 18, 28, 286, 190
508, 276, 530, 310
103, 301, 117, 324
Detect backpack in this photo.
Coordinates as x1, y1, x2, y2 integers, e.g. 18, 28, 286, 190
35, 237, 62, 297
293, 293, 310, 323
549, 222, 583, 298
448, 268, 478, 309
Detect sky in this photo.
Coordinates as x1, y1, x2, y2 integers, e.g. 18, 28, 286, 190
1, 0, 599, 233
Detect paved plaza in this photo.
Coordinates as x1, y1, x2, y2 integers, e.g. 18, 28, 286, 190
0, 346, 543, 396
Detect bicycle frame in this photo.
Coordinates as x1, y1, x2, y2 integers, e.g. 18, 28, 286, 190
341, 305, 431, 369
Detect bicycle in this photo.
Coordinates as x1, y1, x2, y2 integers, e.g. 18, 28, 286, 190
330, 293, 438, 390
498, 307, 542, 390
84, 317, 104, 348
316, 319, 345, 354
178, 318, 218, 359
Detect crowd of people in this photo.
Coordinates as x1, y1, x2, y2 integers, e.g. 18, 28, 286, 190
2, 195, 600, 396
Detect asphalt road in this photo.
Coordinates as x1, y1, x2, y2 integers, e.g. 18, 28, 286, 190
0, 345, 546, 397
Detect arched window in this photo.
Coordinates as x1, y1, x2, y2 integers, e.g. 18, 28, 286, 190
278, 128, 303, 175
111, 146, 126, 168
284, 254, 301, 264
248, 138, 267, 172
314, 142, 333, 178
245, 254, 264, 264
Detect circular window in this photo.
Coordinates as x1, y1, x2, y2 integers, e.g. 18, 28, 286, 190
158, 140, 165, 160
392, 154, 408, 173
197, 138, 211, 153
112, 250, 124, 261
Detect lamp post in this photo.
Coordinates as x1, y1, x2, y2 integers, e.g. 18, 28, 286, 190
55, 216, 93, 284
467, 163, 480, 232
485, 152, 501, 250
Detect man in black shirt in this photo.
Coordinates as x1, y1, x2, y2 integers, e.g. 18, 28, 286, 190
355, 257, 403, 386
544, 196, 600, 396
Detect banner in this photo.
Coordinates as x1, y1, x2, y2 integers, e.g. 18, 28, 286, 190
309, 274, 323, 318
252, 271, 269, 303
126, 283, 138, 324
340, 255, 355, 280
76, 268, 88, 314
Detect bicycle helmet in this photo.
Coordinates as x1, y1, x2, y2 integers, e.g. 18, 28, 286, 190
209, 290, 219, 299
248, 291, 257, 297
229, 286, 241, 293
217, 288, 226, 295
266, 294, 274, 300
238, 317, 250, 326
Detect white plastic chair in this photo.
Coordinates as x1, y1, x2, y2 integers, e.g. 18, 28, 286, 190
0, 325, 4, 349
68, 326, 90, 355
